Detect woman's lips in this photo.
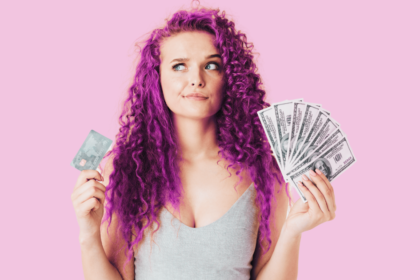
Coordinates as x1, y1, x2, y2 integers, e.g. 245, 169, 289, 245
186, 96, 208, 101
184, 93, 209, 100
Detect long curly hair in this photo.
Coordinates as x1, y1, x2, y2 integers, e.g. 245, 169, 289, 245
100, 2, 291, 271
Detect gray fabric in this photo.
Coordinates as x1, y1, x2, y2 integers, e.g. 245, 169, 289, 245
134, 182, 260, 280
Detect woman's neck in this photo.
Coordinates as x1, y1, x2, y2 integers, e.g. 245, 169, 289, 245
173, 114, 219, 162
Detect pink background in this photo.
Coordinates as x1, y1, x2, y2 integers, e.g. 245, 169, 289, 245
1, 0, 418, 279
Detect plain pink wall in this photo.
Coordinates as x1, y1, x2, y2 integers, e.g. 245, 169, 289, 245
1, 0, 418, 279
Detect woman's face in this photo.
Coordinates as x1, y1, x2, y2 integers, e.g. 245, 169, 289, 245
314, 160, 329, 175
281, 135, 289, 154
159, 31, 225, 120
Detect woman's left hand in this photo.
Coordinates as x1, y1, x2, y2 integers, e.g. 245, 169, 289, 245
283, 168, 337, 237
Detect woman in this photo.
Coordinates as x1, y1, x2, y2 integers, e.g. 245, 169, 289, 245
71, 3, 336, 280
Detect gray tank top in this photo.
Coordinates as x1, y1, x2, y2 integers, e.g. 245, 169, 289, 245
134, 182, 260, 279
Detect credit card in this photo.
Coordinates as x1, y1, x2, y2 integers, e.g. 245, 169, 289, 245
70, 130, 113, 171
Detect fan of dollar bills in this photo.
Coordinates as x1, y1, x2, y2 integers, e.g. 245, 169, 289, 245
258, 99, 357, 203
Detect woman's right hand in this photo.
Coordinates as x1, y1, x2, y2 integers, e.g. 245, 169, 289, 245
71, 169, 106, 242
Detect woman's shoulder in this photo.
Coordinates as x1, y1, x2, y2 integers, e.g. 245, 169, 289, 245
100, 204, 135, 279
99, 154, 136, 279
251, 167, 289, 279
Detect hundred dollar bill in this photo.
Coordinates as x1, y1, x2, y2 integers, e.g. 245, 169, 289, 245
286, 102, 308, 166
286, 128, 345, 177
289, 103, 323, 165
273, 99, 303, 170
289, 116, 340, 169
289, 110, 330, 168
257, 107, 285, 174
287, 137, 357, 200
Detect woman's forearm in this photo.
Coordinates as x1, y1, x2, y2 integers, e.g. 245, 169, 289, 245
80, 232, 123, 280
256, 224, 302, 280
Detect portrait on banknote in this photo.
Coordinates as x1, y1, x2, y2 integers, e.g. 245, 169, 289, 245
294, 137, 305, 156
273, 139, 281, 162
311, 158, 332, 179
280, 133, 289, 159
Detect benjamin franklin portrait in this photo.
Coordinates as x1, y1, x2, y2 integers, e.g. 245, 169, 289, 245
280, 133, 289, 158
311, 158, 332, 179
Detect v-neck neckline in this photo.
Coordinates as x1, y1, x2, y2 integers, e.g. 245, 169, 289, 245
163, 182, 254, 230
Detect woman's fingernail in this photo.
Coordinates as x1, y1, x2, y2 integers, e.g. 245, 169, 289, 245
302, 174, 309, 181
309, 170, 317, 177
315, 168, 323, 175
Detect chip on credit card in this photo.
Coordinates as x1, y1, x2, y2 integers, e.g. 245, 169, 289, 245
70, 130, 113, 172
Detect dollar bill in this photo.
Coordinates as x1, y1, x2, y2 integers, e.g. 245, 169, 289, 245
268, 99, 308, 202
289, 116, 340, 169
257, 107, 285, 174
289, 103, 322, 165
289, 107, 330, 164
257, 99, 356, 204
287, 137, 357, 198
286, 102, 308, 166
273, 99, 303, 170
288, 110, 330, 168
286, 128, 345, 177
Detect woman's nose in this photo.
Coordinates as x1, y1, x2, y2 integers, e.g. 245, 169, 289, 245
189, 68, 205, 88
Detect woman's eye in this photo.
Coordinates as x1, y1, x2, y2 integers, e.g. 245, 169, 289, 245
173, 64, 186, 71
172, 62, 219, 71
206, 62, 219, 70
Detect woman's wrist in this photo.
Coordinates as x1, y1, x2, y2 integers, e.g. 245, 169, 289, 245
281, 221, 303, 240
79, 230, 102, 248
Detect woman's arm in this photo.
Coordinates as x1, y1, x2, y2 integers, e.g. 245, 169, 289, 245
79, 211, 135, 280
250, 171, 290, 279
80, 232, 125, 280
79, 156, 135, 280
254, 168, 336, 280
254, 223, 301, 280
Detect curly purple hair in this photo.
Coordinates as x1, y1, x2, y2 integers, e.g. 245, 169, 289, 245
100, 3, 291, 271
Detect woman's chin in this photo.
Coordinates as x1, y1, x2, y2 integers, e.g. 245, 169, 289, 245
171, 110, 218, 121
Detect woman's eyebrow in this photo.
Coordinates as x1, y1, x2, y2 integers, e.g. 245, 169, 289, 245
205, 54, 222, 59
170, 54, 221, 63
